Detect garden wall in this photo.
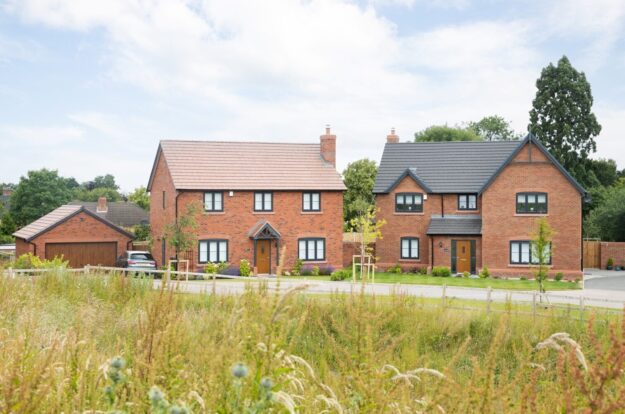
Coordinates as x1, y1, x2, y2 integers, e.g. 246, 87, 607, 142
600, 242, 625, 269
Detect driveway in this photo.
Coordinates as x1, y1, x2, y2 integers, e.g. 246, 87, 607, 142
584, 269, 625, 291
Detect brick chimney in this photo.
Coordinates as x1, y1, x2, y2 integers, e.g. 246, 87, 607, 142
96, 196, 108, 213
386, 127, 399, 143
320, 124, 336, 167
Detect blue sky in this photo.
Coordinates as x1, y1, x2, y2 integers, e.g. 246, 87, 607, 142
1, 0, 624, 191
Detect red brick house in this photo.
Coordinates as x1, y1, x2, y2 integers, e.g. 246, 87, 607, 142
146, 127, 345, 273
374, 131, 585, 279
13, 204, 135, 267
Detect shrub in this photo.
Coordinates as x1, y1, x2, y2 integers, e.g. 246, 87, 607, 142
318, 266, 334, 276
239, 259, 251, 277
12, 253, 68, 270
462, 271, 470, 278
418, 267, 428, 275
204, 262, 228, 275
301, 265, 315, 276
387, 263, 402, 274
607, 258, 614, 268
520, 276, 527, 281
330, 269, 350, 281
479, 266, 490, 279
431, 266, 451, 277
222, 266, 241, 276
555, 272, 564, 282
292, 259, 303, 276
311, 266, 320, 276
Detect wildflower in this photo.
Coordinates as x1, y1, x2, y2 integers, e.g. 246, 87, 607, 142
110, 356, 126, 370
148, 386, 165, 404
231, 362, 249, 378
169, 405, 190, 414
260, 377, 273, 390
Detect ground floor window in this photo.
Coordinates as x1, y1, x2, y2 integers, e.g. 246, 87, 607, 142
298, 238, 325, 261
199, 239, 228, 263
401, 237, 419, 259
510, 240, 551, 265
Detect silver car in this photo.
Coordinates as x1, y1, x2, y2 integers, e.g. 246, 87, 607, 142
116, 250, 157, 274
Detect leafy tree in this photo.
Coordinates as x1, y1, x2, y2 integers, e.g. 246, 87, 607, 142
343, 159, 377, 227
133, 223, 151, 242
164, 201, 200, 258
0, 212, 16, 236
586, 158, 619, 188
532, 218, 554, 294
128, 186, 150, 211
468, 115, 521, 141
73, 187, 123, 202
584, 187, 625, 242
84, 174, 118, 190
529, 56, 601, 188
10, 169, 75, 226
414, 125, 481, 142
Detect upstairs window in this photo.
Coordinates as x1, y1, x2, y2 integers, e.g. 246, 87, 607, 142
302, 192, 321, 211
162, 191, 166, 209
298, 238, 325, 261
199, 240, 228, 263
254, 192, 273, 211
395, 193, 423, 213
204, 192, 223, 211
401, 237, 419, 259
458, 194, 477, 210
516, 192, 548, 214
510, 241, 551, 265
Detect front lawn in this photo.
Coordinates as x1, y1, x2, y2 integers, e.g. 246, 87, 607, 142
289, 272, 581, 291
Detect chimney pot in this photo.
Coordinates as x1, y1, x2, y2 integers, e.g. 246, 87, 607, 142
96, 196, 108, 213
387, 127, 399, 144
320, 126, 337, 168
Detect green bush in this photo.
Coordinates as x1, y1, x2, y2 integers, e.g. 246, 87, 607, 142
292, 259, 303, 276
311, 266, 320, 276
462, 271, 470, 278
479, 266, 490, 279
204, 262, 228, 275
239, 259, 251, 277
330, 269, 350, 281
387, 263, 402, 274
555, 272, 564, 282
520, 276, 527, 281
418, 267, 428, 275
431, 266, 451, 277
607, 258, 614, 268
12, 253, 69, 270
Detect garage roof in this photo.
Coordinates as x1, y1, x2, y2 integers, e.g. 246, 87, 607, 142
13, 205, 135, 242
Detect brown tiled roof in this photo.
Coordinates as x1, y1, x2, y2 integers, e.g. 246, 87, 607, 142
68, 201, 149, 227
151, 140, 346, 191
13, 205, 135, 241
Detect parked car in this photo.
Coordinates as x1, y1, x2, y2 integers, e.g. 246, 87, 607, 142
116, 250, 157, 274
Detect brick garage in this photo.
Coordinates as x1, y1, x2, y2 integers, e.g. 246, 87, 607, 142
13, 205, 134, 268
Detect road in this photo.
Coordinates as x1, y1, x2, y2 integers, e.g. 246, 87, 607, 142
157, 270, 625, 310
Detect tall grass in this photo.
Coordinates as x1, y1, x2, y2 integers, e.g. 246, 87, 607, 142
0, 270, 623, 413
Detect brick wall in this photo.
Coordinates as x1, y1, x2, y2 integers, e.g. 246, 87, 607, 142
174, 190, 344, 272
600, 242, 625, 269
149, 150, 177, 266
481, 142, 583, 279
15, 211, 131, 259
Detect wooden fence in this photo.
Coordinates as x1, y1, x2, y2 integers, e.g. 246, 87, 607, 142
583, 239, 601, 268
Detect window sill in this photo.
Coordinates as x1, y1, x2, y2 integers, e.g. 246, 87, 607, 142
399, 258, 421, 262
393, 212, 425, 216
508, 264, 553, 268
300, 260, 328, 264
301, 211, 323, 215
253, 211, 275, 215
203, 211, 225, 215
514, 214, 548, 217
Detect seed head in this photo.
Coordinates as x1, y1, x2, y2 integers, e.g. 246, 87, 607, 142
231, 363, 249, 378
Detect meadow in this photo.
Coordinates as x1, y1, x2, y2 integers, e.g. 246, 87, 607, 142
0, 270, 623, 413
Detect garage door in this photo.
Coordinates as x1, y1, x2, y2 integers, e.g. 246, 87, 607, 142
45, 242, 117, 268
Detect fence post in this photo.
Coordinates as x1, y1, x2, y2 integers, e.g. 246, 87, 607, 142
532, 291, 537, 320
8, 267, 14, 279
486, 286, 492, 314
442, 284, 447, 308
579, 296, 585, 321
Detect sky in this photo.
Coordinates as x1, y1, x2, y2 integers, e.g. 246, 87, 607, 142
0, 0, 624, 192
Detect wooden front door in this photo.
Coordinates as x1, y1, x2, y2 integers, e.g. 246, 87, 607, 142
456, 240, 472, 274
256, 240, 271, 274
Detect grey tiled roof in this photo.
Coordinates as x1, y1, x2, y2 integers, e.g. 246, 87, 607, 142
427, 215, 482, 235
373, 140, 522, 193
68, 201, 148, 227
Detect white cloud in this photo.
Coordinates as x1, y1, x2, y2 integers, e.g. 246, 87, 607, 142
0, 125, 84, 145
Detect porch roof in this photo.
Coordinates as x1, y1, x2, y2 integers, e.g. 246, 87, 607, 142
426, 215, 482, 235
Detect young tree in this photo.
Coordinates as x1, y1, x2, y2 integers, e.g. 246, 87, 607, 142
164, 201, 200, 260
532, 218, 554, 294
128, 186, 150, 211
349, 206, 386, 283
414, 125, 481, 142
468, 115, 521, 141
10, 169, 75, 226
529, 56, 601, 187
343, 159, 377, 227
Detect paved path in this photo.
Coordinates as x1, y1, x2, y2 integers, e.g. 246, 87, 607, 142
584, 269, 625, 291
158, 277, 625, 310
